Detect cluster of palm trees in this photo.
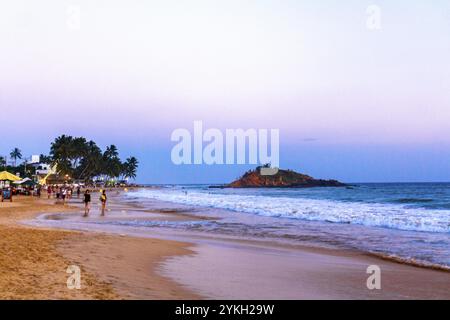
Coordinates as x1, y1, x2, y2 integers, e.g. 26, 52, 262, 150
48, 135, 138, 183
1, 136, 139, 183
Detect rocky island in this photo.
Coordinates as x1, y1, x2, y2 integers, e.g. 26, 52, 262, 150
214, 165, 346, 188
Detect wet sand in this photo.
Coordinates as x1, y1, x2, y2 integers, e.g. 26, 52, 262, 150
163, 242, 450, 299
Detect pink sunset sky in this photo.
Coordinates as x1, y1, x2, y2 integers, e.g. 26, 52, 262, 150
0, 0, 449, 182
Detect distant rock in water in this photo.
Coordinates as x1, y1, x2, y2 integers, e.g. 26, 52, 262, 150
220, 166, 346, 188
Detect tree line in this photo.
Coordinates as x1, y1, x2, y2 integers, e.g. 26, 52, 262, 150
1, 135, 139, 183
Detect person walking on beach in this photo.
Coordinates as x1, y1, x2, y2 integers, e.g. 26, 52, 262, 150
62, 188, 67, 205
100, 190, 107, 216
83, 190, 91, 217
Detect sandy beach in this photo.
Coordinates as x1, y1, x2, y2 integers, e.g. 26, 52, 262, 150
3, 0, 450, 304
2, 191, 450, 300
0, 195, 199, 299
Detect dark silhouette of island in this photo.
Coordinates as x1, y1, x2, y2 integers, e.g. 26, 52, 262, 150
211, 165, 346, 188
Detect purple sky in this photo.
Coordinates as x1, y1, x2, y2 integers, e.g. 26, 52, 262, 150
1, 1, 450, 183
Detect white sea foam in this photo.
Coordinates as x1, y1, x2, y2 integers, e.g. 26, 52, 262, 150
129, 189, 450, 233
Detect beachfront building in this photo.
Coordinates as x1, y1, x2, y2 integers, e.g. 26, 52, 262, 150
35, 163, 52, 176
27, 155, 58, 184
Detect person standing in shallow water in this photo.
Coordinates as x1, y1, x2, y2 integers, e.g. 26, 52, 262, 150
83, 190, 91, 217
100, 190, 107, 216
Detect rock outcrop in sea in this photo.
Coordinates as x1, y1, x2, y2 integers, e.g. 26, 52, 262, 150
215, 165, 346, 188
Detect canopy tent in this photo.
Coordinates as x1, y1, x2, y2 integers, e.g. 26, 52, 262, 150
0, 171, 21, 181
14, 177, 38, 186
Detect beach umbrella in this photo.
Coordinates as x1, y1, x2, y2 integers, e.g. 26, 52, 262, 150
0, 171, 20, 202
0, 171, 21, 181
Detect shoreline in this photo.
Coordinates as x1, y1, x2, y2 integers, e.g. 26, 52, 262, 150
126, 186, 450, 271
4, 191, 450, 299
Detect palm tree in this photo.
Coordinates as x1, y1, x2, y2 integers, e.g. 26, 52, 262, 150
50, 135, 75, 175
50, 135, 89, 176
10, 148, 22, 167
39, 154, 53, 164
122, 157, 139, 180
76, 141, 103, 181
104, 145, 119, 159
102, 145, 122, 182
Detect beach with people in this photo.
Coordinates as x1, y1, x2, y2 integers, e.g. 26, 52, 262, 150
0, 185, 449, 300
2, 0, 450, 307
0, 190, 198, 299
1, 136, 450, 300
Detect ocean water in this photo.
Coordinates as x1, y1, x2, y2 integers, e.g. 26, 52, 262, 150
126, 183, 450, 269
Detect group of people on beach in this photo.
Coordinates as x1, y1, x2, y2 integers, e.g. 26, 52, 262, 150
83, 189, 107, 217
47, 185, 82, 203
46, 185, 108, 217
